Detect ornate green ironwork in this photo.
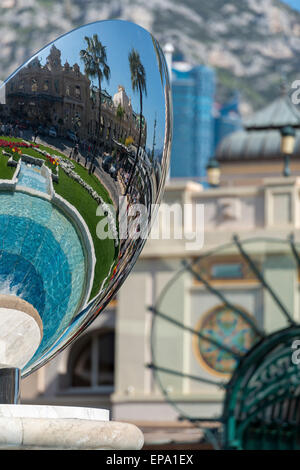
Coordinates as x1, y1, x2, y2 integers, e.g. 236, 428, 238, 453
150, 237, 300, 449
223, 326, 300, 450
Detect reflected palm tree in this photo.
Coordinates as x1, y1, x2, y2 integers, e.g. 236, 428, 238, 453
151, 35, 165, 86
125, 48, 147, 196
80, 34, 110, 173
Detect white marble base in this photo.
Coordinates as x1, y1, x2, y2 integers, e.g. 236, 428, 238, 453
0, 405, 144, 450
0, 295, 43, 368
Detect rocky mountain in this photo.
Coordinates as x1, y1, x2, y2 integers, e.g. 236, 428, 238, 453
1, 0, 300, 113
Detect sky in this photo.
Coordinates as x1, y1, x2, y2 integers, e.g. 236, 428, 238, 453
31, 20, 167, 157
282, 0, 300, 11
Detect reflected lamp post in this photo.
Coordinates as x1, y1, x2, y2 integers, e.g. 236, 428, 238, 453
72, 114, 81, 143
70, 115, 81, 162
206, 157, 221, 187
280, 126, 296, 177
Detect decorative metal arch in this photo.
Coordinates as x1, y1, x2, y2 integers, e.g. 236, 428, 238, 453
223, 326, 300, 450
149, 236, 300, 449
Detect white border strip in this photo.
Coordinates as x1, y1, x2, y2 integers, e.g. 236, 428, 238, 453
52, 193, 96, 305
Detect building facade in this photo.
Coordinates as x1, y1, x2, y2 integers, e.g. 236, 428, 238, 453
170, 62, 216, 179
3, 45, 146, 150
214, 94, 242, 151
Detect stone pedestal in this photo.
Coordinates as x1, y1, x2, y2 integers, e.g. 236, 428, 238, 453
0, 405, 144, 450
0, 295, 43, 369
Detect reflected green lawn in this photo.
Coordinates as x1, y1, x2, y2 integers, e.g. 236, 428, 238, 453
0, 151, 15, 179
54, 169, 118, 299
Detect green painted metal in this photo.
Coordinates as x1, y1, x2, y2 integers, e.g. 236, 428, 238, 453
151, 237, 300, 449
233, 235, 296, 326
147, 363, 227, 389
223, 326, 300, 450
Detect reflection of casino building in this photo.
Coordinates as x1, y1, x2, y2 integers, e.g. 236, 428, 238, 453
21, 72, 300, 448
4, 45, 146, 149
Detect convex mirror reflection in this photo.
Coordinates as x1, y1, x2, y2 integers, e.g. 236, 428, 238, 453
0, 19, 172, 375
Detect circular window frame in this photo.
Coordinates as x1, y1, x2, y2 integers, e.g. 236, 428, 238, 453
192, 303, 259, 379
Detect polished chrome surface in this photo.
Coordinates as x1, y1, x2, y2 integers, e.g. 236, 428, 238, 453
0, 20, 172, 375
0, 368, 20, 404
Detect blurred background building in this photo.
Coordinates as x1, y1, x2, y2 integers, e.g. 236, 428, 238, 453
214, 94, 242, 150
168, 48, 242, 180
21, 79, 300, 447
170, 59, 215, 178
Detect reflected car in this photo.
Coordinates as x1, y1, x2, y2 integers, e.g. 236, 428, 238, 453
109, 164, 118, 180
67, 129, 77, 142
102, 155, 113, 172
38, 125, 47, 136
49, 127, 57, 138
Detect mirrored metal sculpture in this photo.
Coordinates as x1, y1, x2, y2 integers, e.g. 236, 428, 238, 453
0, 19, 172, 379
